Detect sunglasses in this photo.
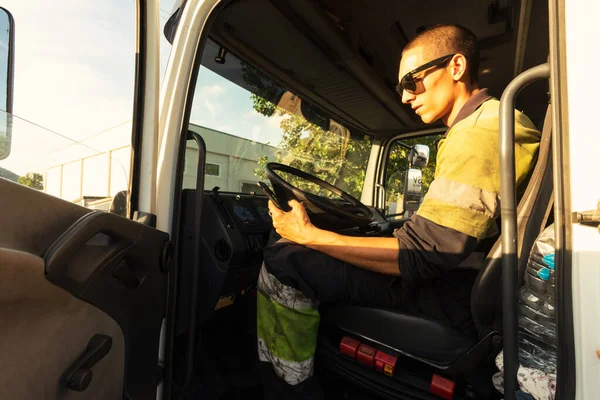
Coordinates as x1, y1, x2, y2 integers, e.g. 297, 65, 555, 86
396, 54, 455, 94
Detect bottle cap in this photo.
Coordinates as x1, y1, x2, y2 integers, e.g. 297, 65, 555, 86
537, 267, 551, 281
543, 253, 555, 270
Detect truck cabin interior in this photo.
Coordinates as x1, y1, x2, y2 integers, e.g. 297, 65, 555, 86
169, 0, 551, 399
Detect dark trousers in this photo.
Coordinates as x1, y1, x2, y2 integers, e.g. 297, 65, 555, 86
257, 239, 406, 400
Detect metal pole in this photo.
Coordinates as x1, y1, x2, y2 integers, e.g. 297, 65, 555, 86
499, 62, 550, 400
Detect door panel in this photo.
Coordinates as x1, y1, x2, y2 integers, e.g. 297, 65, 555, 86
0, 180, 89, 255
0, 248, 125, 400
0, 179, 169, 399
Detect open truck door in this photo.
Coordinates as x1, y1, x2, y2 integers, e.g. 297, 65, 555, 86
0, 1, 166, 398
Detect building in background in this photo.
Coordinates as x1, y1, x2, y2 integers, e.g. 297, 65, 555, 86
44, 122, 279, 208
184, 124, 278, 193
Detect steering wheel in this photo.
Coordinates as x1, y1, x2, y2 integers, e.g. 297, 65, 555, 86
262, 162, 374, 229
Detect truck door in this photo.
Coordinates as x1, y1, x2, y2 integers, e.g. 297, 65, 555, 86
0, 2, 166, 398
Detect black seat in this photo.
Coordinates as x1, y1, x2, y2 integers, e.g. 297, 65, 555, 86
321, 105, 554, 375
322, 306, 475, 364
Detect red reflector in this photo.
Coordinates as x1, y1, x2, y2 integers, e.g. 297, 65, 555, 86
430, 374, 455, 400
374, 350, 397, 376
357, 344, 376, 367
339, 336, 361, 359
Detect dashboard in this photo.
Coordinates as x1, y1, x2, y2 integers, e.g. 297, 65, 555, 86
205, 190, 273, 260
176, 188, 395, 334
228, 196, 271, 226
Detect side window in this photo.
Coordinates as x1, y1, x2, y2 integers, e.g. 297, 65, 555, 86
0, 2, 136, 216
384, 134, 441, 219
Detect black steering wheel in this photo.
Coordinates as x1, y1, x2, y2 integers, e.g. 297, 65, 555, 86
262, 162, 374, 229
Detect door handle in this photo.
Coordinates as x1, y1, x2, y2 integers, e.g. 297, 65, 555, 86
45, 211, 141, 294
64, 334, 112, 392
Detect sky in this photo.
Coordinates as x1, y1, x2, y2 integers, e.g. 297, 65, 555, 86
0, 9, 9, 113
0, 0, 140, 175
5, 1, 137, 137
0, 0, 287, 176
190, 66, 287, 146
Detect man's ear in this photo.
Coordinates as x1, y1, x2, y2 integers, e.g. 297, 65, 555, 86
449, 54, 468, 82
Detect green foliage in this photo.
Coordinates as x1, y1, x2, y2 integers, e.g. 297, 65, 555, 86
255, 155, 271, 179
242, 62, 438, 202
17, 172, 44, 190
252, 101, 372, 199
251, 94, 276, 117
242, 63, 280, 117
386, 135, 440, 192
384, 135, 441, 214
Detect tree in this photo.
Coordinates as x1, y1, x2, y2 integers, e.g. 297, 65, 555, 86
18, 172, 44, 190
244, 66, 372, 199
383, 135, 441, 214
252, 105, 372, 199
244, 63, 436, 201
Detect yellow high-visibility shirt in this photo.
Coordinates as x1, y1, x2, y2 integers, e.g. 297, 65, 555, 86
417, 98, 541, 239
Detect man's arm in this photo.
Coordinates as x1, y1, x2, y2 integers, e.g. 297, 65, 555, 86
307, 230, 400, 275
268, 200, 400, 275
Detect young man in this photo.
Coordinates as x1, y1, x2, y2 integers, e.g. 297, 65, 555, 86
257, 24, 541, 398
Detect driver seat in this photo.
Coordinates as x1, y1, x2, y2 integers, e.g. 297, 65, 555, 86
320, 104, 554, 377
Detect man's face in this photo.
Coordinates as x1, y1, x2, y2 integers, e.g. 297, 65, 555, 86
398, 47, 455, 124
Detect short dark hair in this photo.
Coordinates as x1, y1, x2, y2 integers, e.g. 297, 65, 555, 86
403, 24, 480, 84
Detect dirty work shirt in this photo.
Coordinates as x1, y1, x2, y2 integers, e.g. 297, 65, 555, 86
257, 89, 541, 398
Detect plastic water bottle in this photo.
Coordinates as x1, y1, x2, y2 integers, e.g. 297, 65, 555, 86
518, 226, 557, 373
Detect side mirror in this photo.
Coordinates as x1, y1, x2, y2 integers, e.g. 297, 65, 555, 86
402, 168, 422, 212
409, 144, 430, 168
0, 7, 15, 161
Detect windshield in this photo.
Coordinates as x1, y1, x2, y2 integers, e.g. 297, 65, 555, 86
184, 39, 373, 199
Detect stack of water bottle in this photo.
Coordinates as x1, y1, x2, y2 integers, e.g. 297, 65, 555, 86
518, 225, 557, 373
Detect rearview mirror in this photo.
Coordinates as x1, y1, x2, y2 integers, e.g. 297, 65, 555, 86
409, 144, 429, 168
0, 7, 15, 160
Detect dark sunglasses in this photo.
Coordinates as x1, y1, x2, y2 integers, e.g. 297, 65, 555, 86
396, 54, 455, 94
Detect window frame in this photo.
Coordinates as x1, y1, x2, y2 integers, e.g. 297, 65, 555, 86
375, 127, 445, 213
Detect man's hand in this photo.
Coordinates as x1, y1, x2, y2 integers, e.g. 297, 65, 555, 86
268, 199, 317, 245
268, 199, 400, 275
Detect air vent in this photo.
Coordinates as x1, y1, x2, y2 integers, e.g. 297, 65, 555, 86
214, 239, 232, 261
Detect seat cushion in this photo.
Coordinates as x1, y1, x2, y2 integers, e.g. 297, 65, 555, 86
320, 305, 476, 364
